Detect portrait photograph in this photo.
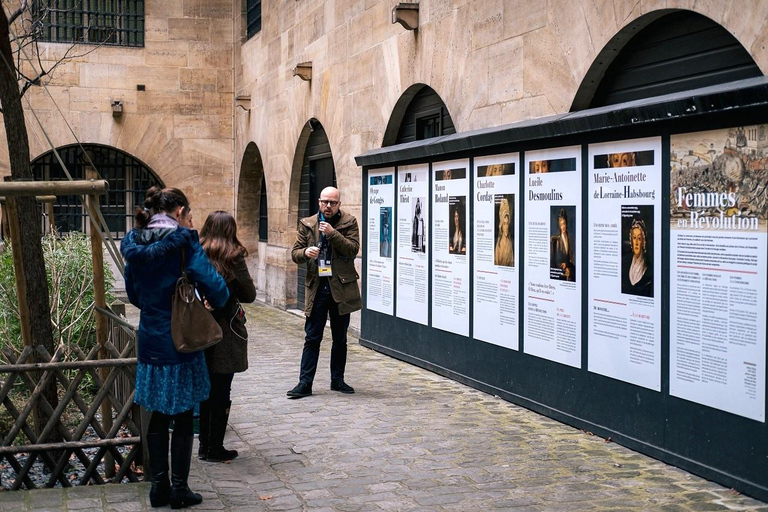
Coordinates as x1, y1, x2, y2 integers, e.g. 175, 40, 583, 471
549, 205, 576, 281
493, 194, 515, 267
411, 197, 426, 253
380, 207, 392, 258
448, 196, 467, 255
621, 205, 654, 297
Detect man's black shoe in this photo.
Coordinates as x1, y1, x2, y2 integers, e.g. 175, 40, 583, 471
287, 382, 312, 399
330, 381, 355, 394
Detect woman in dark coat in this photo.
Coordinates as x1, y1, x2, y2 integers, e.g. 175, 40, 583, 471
198, 211, 257, 462
121, 187, 229, 509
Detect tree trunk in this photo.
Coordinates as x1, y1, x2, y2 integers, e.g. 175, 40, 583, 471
0, 7, 61, 453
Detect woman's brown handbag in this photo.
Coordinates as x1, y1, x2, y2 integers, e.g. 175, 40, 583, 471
171, 251, 223, 353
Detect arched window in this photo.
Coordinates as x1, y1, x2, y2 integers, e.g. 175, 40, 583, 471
573, 10, 762, 110
31, 145, 163, 238
383, 85, 456, 147
295, 120, 337, 310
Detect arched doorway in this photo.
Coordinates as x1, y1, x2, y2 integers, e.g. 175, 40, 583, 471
382, 84, 456, 147
236, 142, 267, 292
31, 144, 163, 238
571, 10, 762, 110
289, 119, 337, 311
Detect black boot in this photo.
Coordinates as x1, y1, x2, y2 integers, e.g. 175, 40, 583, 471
147, 432, 170, 508
206, 401, 238, 462
197, 401, 210, 460
169, 432, 203, 509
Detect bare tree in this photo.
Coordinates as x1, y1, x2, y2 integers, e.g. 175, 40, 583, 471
0, 0, 62, 447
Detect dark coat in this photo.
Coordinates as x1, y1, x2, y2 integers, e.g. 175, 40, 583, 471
121, 227, 229, 365
205, 254, 257, 374
291, 210, 362, 316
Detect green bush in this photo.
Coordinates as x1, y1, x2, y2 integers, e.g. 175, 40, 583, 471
0, 233, 115, 364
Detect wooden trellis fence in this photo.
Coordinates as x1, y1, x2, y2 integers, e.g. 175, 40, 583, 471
0, 179, 143, 490
0, 311, 141, 489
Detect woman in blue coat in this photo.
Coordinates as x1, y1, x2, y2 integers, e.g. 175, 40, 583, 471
121, 187, 228, 509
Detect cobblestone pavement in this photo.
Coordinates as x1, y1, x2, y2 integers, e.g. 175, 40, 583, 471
1, 302, 766, 511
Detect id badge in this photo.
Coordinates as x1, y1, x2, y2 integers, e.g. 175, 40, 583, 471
318, 259, 333, 276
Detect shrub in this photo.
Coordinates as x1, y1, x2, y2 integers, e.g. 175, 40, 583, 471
0, 233, 115, 364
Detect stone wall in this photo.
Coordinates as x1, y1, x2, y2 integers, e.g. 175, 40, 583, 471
3, 0, 768, 317
0, 0, 236, 223
234, 0, 768, 312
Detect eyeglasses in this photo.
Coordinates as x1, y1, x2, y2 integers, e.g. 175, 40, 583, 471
319, 200, 339, 206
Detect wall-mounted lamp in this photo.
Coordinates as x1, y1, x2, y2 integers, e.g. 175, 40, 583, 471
111, 100, 123, 118
235, 95, 251, 112
308, 119, 322, 132
392, 2, 419, 31
292, 62, 312, 82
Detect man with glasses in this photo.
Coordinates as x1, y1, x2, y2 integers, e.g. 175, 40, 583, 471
287, 187, 361, 399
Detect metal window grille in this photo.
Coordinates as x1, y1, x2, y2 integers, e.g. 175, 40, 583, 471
34, 0, 144, 47
32, 145, 162, 238
415, 108, 444, 141
246, 0, 261, 40
258, 174, 268, 242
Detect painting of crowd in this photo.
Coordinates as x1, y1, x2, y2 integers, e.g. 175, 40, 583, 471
670, 126, 768, 222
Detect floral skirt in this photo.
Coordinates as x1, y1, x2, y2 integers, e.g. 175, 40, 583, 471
134, 355, 210, 415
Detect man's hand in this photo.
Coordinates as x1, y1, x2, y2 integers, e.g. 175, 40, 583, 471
305, 246, 320, 258
318, 221, 336, 236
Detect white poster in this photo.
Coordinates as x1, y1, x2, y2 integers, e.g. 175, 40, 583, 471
473, 154, 520, 350
366, 169, 394, 316
669, 127, 767, 421
396, 164, 429, 325
587, 137, 662, 391
431, 159, 470, 336
523, 147, 582, 368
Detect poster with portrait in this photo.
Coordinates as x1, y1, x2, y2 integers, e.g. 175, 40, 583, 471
523, 146, 582, 368
473, 153, 520, 350
396, 164, 429, 325
587, 137, 662, 391
432, 159, 470, 336
366, 169, 394, 316
669, 127, 766, 421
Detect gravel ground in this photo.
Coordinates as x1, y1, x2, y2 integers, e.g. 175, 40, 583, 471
0, 421, 136, 490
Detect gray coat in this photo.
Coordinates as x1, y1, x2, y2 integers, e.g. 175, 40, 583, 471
204, 254, 256, 374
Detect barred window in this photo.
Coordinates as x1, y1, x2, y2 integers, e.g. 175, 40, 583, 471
34, 0, 144, 47
246, 0, 261, 40
32, 145, 162, 238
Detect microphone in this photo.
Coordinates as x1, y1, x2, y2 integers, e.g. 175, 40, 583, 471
318, 210, 327, 248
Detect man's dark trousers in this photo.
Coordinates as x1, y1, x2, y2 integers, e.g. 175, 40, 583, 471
299, 278, 350, 385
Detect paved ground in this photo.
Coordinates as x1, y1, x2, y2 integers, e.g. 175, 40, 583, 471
1, 302, 767, 511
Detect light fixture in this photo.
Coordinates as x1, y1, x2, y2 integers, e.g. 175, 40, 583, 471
392, 2, 419, 31
111, 100, 123, 118
235, 95, 251, 112
292, 62, 312, 82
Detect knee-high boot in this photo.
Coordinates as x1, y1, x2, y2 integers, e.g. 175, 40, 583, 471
169, 431, 203, 509
206, 400, 238, 462
197, 400, 210, 460
147, 432, 170, 508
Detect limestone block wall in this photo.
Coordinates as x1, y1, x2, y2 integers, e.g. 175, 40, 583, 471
0, 0, 236, 224
234, 0, 768, 311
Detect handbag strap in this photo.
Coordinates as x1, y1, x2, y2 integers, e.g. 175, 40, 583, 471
180, 248, 188, 278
